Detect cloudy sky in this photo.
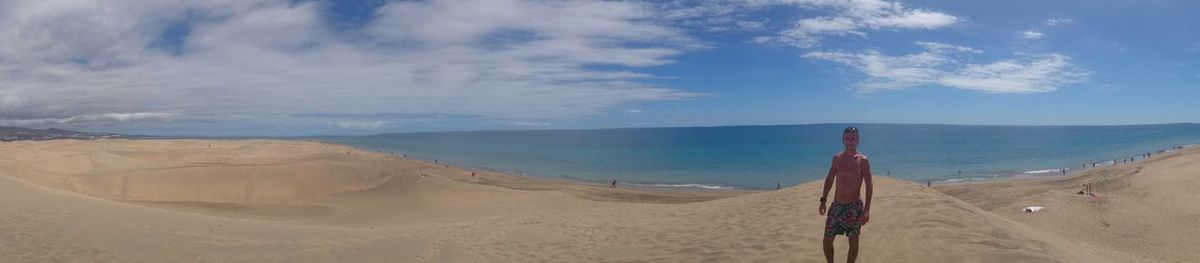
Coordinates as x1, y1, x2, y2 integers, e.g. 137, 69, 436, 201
1, 0, 1198, 135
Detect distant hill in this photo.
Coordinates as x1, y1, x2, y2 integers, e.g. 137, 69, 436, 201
0, 126, 129, 141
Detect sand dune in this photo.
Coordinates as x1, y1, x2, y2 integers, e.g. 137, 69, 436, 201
0, 139, 1157, 262
0, 140, 400, 204
938, 147, 1200, 262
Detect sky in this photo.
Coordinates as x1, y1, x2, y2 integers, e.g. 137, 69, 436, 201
0, 0, 1198, 136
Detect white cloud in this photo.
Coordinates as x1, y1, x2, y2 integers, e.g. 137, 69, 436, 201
658, 2, 1088, 95
335, 120, 386, 130
769, 0, 959, 48
736, 20, 766, 30
509, 121, 550, 126
1019, 30, 1044, 39
0, 112, 174, 127
804, 42, 1086, 93
915, 41, 981, 53
940, 55, 1085, 93
626, 109, 643, 113
0, 0, 703, 131
655, 0, 956, 47
1045, 18, 1073, 27
0, 91, 23, 112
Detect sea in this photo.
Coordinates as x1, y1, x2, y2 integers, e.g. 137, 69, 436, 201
313, 123, 1200, 190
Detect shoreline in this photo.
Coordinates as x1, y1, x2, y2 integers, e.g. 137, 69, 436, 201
88, 136, 1199, 192
0, 138, 753, 206
301, 138, 763, 191
290, 139, 761, 202
297, 137, 1200, 190
931, 143, 1200, 186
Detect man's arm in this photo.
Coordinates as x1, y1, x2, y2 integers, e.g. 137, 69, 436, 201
818, 155, 838, 215
862, 157, 873, 213
822, 155, 838, 201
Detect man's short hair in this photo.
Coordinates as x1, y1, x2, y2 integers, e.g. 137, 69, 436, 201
843, 126, 858, 134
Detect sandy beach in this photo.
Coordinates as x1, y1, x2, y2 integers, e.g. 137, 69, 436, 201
0, 139, 1189, 262
937, 146, 1200, 262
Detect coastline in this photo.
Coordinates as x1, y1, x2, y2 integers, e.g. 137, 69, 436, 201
932, 143, 1200, 187
294, 138, 760, 202
304, 137, 1200, 190
305, 138, 762, 191
24, 135, 1192, 200
0, 138, 1179, 261
317, 123, 1200, 190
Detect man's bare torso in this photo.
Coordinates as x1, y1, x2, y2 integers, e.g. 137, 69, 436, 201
832, 151, 866, 203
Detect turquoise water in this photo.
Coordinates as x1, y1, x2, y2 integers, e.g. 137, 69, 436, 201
314, 123, 1200, 189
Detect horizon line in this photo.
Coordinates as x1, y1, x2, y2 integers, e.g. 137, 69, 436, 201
355, 122, 1200, 137
22, 122, 1199, 138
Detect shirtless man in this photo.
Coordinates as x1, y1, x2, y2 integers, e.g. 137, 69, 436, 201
818, 126, 873, 263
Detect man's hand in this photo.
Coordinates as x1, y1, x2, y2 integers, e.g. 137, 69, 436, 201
819, 202, 827, 215
859, 210, 870, 225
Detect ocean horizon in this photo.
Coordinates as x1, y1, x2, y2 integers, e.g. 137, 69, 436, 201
314, 123, 1200, 189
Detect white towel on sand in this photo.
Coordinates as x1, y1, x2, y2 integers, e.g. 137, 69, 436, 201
1023, 206, 1045, 213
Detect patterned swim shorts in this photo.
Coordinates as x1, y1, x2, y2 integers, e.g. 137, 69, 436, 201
824, 200, 865, 237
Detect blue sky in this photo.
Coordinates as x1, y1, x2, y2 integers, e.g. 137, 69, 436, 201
0, 0, 1197, 136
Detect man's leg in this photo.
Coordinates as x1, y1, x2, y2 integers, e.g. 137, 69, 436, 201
823, 236, 835, 263
847, 235, 859, 263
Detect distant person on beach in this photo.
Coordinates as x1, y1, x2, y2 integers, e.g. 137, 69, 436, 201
818, 126, 874, 263
611, 179, 617, 188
